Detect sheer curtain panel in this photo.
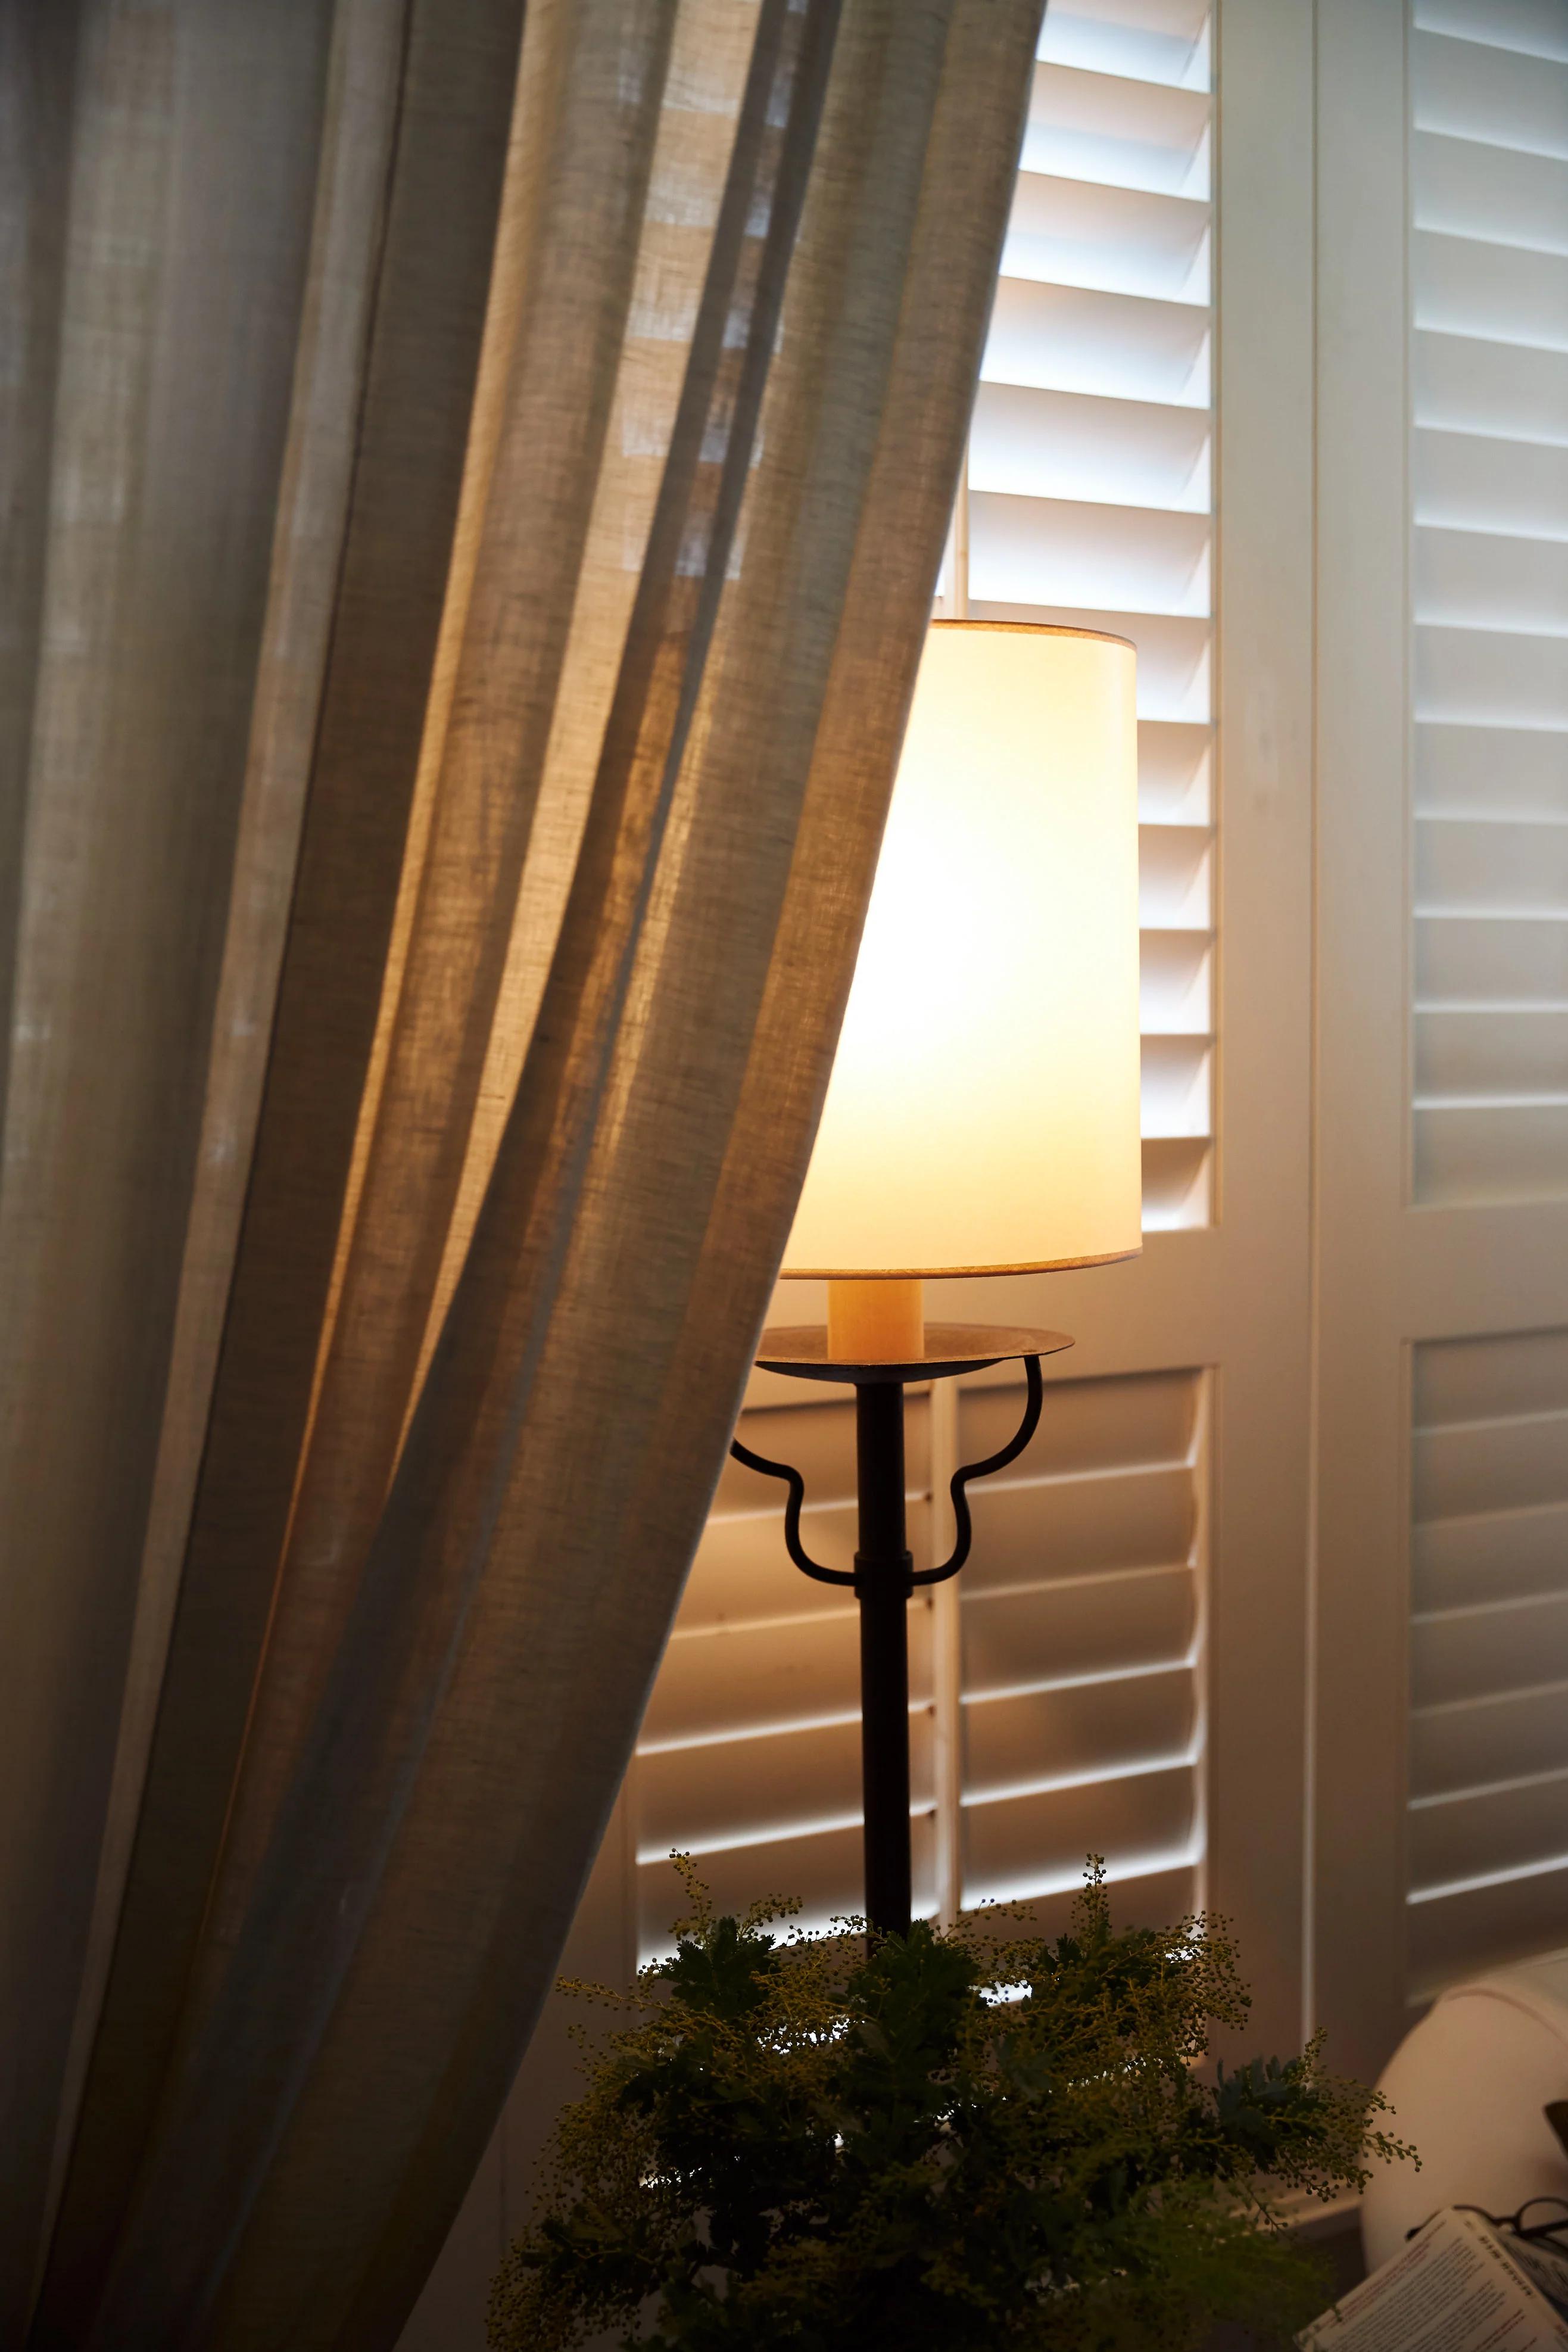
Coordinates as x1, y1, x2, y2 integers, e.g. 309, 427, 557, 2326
0, 1, 1043, 2345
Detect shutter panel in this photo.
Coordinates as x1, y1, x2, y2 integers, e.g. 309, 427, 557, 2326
633, 0, 1216, 1967
1410, 7, 1568, 1208
1405, 0, 1568, 1999
1409, 1327, 1568, 1992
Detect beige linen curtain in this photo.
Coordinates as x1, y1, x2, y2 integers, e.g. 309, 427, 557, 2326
0, 0, 1043, 2344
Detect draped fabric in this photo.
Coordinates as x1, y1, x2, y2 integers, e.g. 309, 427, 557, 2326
0, 1, 1043, 2344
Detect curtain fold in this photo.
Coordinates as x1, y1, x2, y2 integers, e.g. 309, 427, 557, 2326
0, 1, 1044, 2345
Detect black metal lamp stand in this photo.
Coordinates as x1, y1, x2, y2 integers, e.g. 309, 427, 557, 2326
731, 1320, 1073, 1940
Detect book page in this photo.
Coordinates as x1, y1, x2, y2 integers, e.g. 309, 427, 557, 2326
1298, 2209, 1568, 2352
1509, 2233, 1568, 2323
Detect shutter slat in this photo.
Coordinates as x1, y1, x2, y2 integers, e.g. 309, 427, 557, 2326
963, 1566, 1197, 1697
1138, 720, 1211, 818
1140, 930, 1211, 1035
1023, 64, 1211, 198
1038, 4, 1210, 90
1414, 228, 1568, 345
1418, 911, 1568, 1003
1414, 1325, 1568, 1420
1414, 1673, 1568, 1796
1414, 1407, 1568, 1521
1414, 1, 1568, 62
963, 1472, 1196, 1594
1413, 30, 1568, 155
961, 1367, 1198, 1476
1415, 328, 1568, 440
1417, 1102, 1568, 1203
1140, 1036, 1211, 1139
1416, 1502, 1568, 1613
1415, 429, 1568, 535
965, 1668, 1196, 1800
1411, 1767, 1568, 1891
638, 1715, 937, 1861
640, 1606, 935, 1749
1003, 174, 1209, 303
970, 381, 1209, 511
1142, 1137, 1210, 1228
962, 1763, 1198, 1909
1138, 823, 1211, 926
1048, 0, 1212, 42
1414, 1590, 1568, 1709
968, 490, 1209, 618
1417, 817, 1568, 914
1416, 525, 1568, 634
983, 279, 1209, 406
1417, 1007, 1568, 1095
1417, 722, 1568, 820
1414, 131, 1568, 254
1415, 626, 1568, 731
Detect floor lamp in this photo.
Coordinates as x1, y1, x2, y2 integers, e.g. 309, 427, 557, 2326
732, 619, 1143, 1940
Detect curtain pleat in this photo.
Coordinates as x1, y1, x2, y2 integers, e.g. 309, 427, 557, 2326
0, 2, 1045, 2346
0, 0, 342, 2326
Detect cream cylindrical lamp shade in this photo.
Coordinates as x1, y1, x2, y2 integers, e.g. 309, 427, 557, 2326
781, 620, 1142, 1357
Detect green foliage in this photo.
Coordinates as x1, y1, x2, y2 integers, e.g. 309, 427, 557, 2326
489, 1862, 1410, 2351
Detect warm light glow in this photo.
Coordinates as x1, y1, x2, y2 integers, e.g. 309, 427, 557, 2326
825, 1279, 925, 1362
783, 621, 1142, 1280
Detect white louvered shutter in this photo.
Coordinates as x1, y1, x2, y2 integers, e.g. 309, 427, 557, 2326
1411, 4, 1568, 1206
1311, 0, 1568, 2083
631, 0, 1217, 1965
1403, 2, 1568, 1993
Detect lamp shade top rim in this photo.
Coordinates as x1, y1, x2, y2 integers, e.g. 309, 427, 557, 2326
928, 617, 1136, 652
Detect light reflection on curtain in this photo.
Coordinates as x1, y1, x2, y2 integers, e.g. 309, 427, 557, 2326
0, 1, 1043, 2344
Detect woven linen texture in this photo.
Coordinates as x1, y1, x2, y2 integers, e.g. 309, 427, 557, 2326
0, 2, 1042, 2343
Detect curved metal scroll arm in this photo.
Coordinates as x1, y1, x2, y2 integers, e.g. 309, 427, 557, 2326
912, 1353, 1043, 1588
727, 1435, 857, 1587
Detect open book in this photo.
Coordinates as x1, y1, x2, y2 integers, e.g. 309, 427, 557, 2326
1298, 2206, 1568, 2350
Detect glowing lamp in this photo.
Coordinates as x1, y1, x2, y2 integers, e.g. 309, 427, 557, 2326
732, 621, 1143, 1937
783, 618, 1142, 1359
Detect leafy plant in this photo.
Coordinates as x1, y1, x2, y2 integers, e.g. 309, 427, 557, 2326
489, 1862, 1409, 2351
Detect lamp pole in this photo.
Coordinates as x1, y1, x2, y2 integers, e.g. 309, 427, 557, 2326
731, 1324, 1068, 1940
854, 1380, 915, 1936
